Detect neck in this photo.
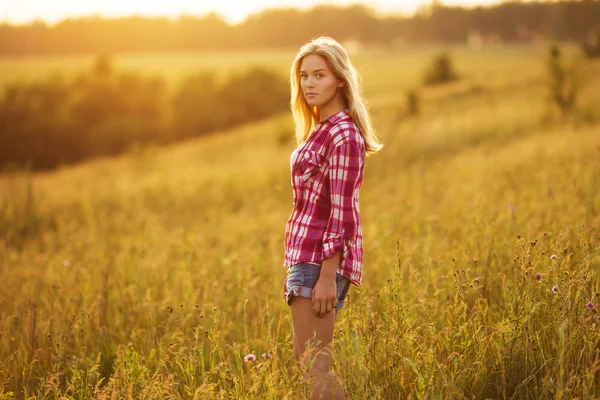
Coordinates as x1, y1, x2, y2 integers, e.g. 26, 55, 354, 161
318, 92, 346, 122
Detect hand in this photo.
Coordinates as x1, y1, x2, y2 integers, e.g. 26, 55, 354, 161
312, 276, 337, 317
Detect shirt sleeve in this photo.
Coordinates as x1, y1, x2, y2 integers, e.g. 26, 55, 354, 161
322, 139, 363, 261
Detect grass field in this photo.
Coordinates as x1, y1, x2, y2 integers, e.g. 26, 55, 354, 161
1, 44, 600, 399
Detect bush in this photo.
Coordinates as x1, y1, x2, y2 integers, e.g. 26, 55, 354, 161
546, 44, 579, 117
423, 52, 459, 85
93, 53, 114, 78
171, 67, 288, 141
0, 58, 288, 171
171, 71, 223, 140
275, 123, 294, 147
218, 67, 289, 123
581, 26, 600, 59
406, 89, 420, 117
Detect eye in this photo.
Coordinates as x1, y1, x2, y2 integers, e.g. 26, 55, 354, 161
316, 74, 324, 78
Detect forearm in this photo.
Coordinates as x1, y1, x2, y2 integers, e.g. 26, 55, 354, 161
321, 141, 362, 275
320, 249, 341, 279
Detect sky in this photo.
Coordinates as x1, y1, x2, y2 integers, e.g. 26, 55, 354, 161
0, 0, 503, 26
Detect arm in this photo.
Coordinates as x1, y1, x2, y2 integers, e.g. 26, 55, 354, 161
312, 140, 363, 316
312, 249, 341, 317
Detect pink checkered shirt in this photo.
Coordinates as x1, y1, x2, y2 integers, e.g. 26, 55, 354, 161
284, 109, 366, 286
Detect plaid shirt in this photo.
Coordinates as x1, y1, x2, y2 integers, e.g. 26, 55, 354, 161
284, 109, 366, 286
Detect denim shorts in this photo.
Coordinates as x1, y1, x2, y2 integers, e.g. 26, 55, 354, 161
284, 262, 351, 311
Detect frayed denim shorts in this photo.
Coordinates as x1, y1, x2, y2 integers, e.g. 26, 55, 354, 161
284, 262, 351, 311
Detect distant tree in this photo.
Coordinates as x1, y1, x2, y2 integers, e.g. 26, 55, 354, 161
406, 90, 420, 117
0, 63, 289, 171
217, 68, 288, 123
172, 67, 288, 140
171, 71, 222, 139
2, 2, 600, 53
581, 25, 600, 59
423, 52, 459, 85
546, 44, 579, 117
93, 54, 113, 78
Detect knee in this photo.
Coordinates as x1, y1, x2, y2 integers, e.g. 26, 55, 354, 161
309, 347, 333, 377
310, 362, 331, 378
295, 344, 333, 376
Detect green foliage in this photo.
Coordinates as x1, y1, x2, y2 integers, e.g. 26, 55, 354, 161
546, 44, 579, 117
0, 60, 288, 171
171, 67, 288, 141
423, 52, 459, 86
218, 68, 289, 124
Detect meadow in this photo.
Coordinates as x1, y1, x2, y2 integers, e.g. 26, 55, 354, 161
1, 43, 600, 399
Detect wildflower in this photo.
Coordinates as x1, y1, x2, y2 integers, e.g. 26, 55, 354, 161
535, 272, 541, 282
551, 285, 559, 294
586, 301, 594, 310
244, 354, 256, 363
550, 254, 558, 260
261, 353, 273, 360
508, 205, 516, 212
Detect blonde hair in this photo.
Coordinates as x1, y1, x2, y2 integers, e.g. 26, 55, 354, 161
290, 36, 382, 155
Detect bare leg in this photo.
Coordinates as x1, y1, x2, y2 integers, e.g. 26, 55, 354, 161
291, 297, 345, 399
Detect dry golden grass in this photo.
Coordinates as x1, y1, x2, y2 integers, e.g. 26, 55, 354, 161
1, 44, 599, 399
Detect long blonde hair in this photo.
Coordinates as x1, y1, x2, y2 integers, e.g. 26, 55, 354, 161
290, 36, 382, 155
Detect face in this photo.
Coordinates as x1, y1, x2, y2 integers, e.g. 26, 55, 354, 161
299, 53, 345, 115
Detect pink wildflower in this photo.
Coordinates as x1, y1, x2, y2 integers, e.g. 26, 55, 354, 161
535, 272, 541, 282
550, 254, 558, 260
261, 353, 273, 360
244, 354, 256, 363
551, 285, 559, 294
586, 301, 594, 310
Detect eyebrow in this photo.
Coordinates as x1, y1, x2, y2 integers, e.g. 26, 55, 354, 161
299, 69, 327, 73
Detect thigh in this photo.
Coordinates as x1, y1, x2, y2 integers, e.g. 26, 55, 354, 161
290, 296, 336, 368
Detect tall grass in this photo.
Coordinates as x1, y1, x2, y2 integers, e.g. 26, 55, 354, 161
1, 45, 600, 399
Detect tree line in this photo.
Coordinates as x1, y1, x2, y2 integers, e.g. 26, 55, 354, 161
0, 57, 289, 171
0, 1, 599, 55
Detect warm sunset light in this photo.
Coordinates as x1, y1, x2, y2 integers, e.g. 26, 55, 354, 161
1, 0, 503, 25
2, 0, 600, 394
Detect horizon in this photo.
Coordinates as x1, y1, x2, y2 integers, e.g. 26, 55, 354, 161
1, 0, 505, 26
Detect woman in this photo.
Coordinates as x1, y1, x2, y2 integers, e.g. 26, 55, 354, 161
283, 36, 382, 399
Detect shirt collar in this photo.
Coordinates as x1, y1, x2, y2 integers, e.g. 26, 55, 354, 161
319, 109, 351, 126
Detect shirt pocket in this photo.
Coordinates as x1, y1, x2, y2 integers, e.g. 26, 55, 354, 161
296, 150, 326, 185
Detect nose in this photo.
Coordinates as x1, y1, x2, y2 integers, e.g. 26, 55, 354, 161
305, 76, 315, 89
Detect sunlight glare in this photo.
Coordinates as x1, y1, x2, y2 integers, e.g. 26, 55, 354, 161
0, 0, 503, 25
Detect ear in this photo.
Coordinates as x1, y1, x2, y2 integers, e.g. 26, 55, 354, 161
337, 79, 346, 88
